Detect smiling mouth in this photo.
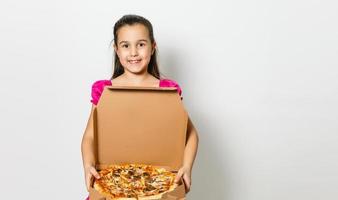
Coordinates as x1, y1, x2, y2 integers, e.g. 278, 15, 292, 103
129, 59, 141, 64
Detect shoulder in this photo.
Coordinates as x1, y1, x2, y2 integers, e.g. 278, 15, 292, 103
159, 78, 183, 99
90, 79, 112, 105
91, 79, 112, 89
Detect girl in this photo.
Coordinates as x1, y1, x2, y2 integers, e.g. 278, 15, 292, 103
81, 14, 199, 199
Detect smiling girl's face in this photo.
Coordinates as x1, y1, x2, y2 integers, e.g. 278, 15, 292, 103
114, 23, 156, 75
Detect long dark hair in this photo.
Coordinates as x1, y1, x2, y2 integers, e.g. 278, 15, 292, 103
110, 14, 160, 80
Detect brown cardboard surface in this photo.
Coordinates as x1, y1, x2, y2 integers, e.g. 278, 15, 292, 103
89, 184, 186, 200
89, 86, 188, 200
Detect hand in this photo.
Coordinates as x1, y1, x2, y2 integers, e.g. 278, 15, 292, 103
84, 165, 101, 192
174, 166, 192, 193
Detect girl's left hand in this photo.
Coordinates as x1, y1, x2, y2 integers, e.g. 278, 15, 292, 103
174, 165, 192, 193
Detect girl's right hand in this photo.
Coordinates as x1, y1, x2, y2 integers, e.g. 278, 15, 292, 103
85, 165, 101, 192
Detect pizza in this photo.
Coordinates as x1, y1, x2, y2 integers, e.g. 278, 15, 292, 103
93, 164, 178, 199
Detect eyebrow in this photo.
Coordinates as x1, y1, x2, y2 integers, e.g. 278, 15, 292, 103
119, 39, 148, 45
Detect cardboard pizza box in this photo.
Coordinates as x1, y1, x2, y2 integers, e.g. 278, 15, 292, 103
88, 86, 188, 200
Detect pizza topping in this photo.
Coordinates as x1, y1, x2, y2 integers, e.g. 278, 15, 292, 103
93, 164, 177, 199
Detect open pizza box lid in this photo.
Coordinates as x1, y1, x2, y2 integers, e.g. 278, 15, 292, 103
89, 86, 188, 200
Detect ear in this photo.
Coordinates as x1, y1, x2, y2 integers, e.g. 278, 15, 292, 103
151, 42, 157, 55
113, 43, 120, 58
113, 43, 118, 53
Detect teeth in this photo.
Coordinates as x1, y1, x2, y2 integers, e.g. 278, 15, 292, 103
129, 60, 140, 63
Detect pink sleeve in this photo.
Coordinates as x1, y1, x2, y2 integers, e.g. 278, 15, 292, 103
159, 79, 183, 99
90, 80, 112, 105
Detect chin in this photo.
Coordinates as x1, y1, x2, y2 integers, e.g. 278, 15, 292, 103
126, 64, 147, 73
125, 67, 147, 74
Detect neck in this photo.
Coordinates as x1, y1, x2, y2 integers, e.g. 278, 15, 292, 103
121, 71, 152, 84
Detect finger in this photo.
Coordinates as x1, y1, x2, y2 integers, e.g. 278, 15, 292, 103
183, 174, 191, 193
86, 174, 91, 192
90, 167, 101, 179
174, 170, 183, 183
186, 186, 190, 193
183, 174, 191, 187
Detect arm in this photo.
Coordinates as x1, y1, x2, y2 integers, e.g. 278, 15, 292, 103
183, 116, 199, 170
81, 105, 95, 169
175, 116, 199, 193
81, 105, 100, 191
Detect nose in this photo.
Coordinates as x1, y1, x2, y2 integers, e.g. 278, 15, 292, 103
130, 46, 138, 56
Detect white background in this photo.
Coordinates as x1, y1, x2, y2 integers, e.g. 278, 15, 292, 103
0, 0, 337, 199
